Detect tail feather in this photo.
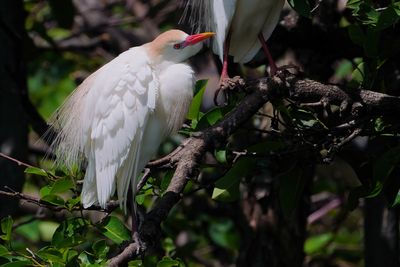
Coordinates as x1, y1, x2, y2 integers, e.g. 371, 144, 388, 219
81, 156, 98, 208
116, 136, 140, 213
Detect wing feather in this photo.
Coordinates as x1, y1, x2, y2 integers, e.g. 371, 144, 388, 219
51, 47, 158, 209
87, 48, 157, 208
238, 0, 285, 63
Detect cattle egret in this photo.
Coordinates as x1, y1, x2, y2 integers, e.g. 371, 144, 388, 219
184, 0, 284, 80
49, 30, 214, 211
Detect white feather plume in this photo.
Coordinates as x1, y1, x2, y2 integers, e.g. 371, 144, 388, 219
48, 45, 195, 213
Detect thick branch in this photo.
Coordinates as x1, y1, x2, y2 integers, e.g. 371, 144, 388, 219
109, 73, 400, 264
108, 77, 280, 265
288, 77, 400, 115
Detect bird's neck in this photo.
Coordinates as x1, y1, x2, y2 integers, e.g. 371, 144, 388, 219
144, 44, 178, 72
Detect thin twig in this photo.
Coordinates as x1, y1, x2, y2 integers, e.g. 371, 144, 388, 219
0, 152, 34, 168
308, 198, 342, 225
0, 189, 119, 213
136, 168, 152, 192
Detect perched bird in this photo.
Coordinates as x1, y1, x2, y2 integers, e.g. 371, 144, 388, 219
183, 0, 285, 80
49, 30, 214, 211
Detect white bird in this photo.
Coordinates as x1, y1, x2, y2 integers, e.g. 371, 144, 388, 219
49, 30, 214, 211
183, 0, 285, 79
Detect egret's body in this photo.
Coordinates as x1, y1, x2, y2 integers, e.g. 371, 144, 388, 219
50, 30, 213, 210
185, 0, 284, 75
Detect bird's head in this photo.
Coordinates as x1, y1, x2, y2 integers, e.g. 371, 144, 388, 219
146, 29, 215, 65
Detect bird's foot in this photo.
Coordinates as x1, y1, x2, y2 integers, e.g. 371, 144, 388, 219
214, 76, 245, 106
132, 231, 146, 255
220, 75, 245, 91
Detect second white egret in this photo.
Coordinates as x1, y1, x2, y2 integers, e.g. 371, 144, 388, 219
184, 0, 285, 80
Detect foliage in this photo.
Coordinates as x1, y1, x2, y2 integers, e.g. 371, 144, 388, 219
2, 0, 400, 266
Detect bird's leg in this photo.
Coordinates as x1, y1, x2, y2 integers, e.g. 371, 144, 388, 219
258, 33, 278, 76
131, 199, 145, 255
130, 197, 138, 234
130, 192, 144, 254
219, 31, 243, 89
220, 30, 231, 81
215, 31, 244, 105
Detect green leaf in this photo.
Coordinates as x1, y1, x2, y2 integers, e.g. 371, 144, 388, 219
128, 260, 143, 267
36, 247, 64, 263
92, 240, 109, 259
349, 145, 400, 209
160, 170, 174, 193
39, 221, 59, 242
346, 0, 362, 11
215, 149, 227, 164
135, 186, 153, 205
39, 185, 52, 198
195, 107, 225, 129
1, 261, 33, 267
50, 177, 74, 194
0, 216, 13, 243
157, 257, 184, 267
351, 60, 365, 84
377, 6, 400, 30
287, 0, 311, 18
305, 233, 334, 255
161, 237, 176, 256
0, 244, 10, 257
65, 197, 81, 210
41, 194, 65, 206
78, 252, 96, 266
374, 117, 390, 132
25, 166, 48, 177
208, 219, 239, 250
392, 190, 400, 207
98, 216, 130, 244
52, 218, 88, 248
334, 59, 354, 79
14, 217, 40, 242
64, 249, 79, 264
212, 158, 257, 202
187, 80, 207, 120
135, 194, 146, 205
289, 107, 325, 129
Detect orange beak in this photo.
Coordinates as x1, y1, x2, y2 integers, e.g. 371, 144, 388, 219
185, 32, 215, 46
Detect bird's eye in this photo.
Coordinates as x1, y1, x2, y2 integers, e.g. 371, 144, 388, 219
173, 43, 182, 49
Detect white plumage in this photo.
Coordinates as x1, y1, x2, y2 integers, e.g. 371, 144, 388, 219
183, 0, 284, 69
49, 30, 214, 211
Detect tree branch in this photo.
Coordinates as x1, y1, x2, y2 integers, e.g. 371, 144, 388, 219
108, 72, 400, 264
0, 189, 119, 213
